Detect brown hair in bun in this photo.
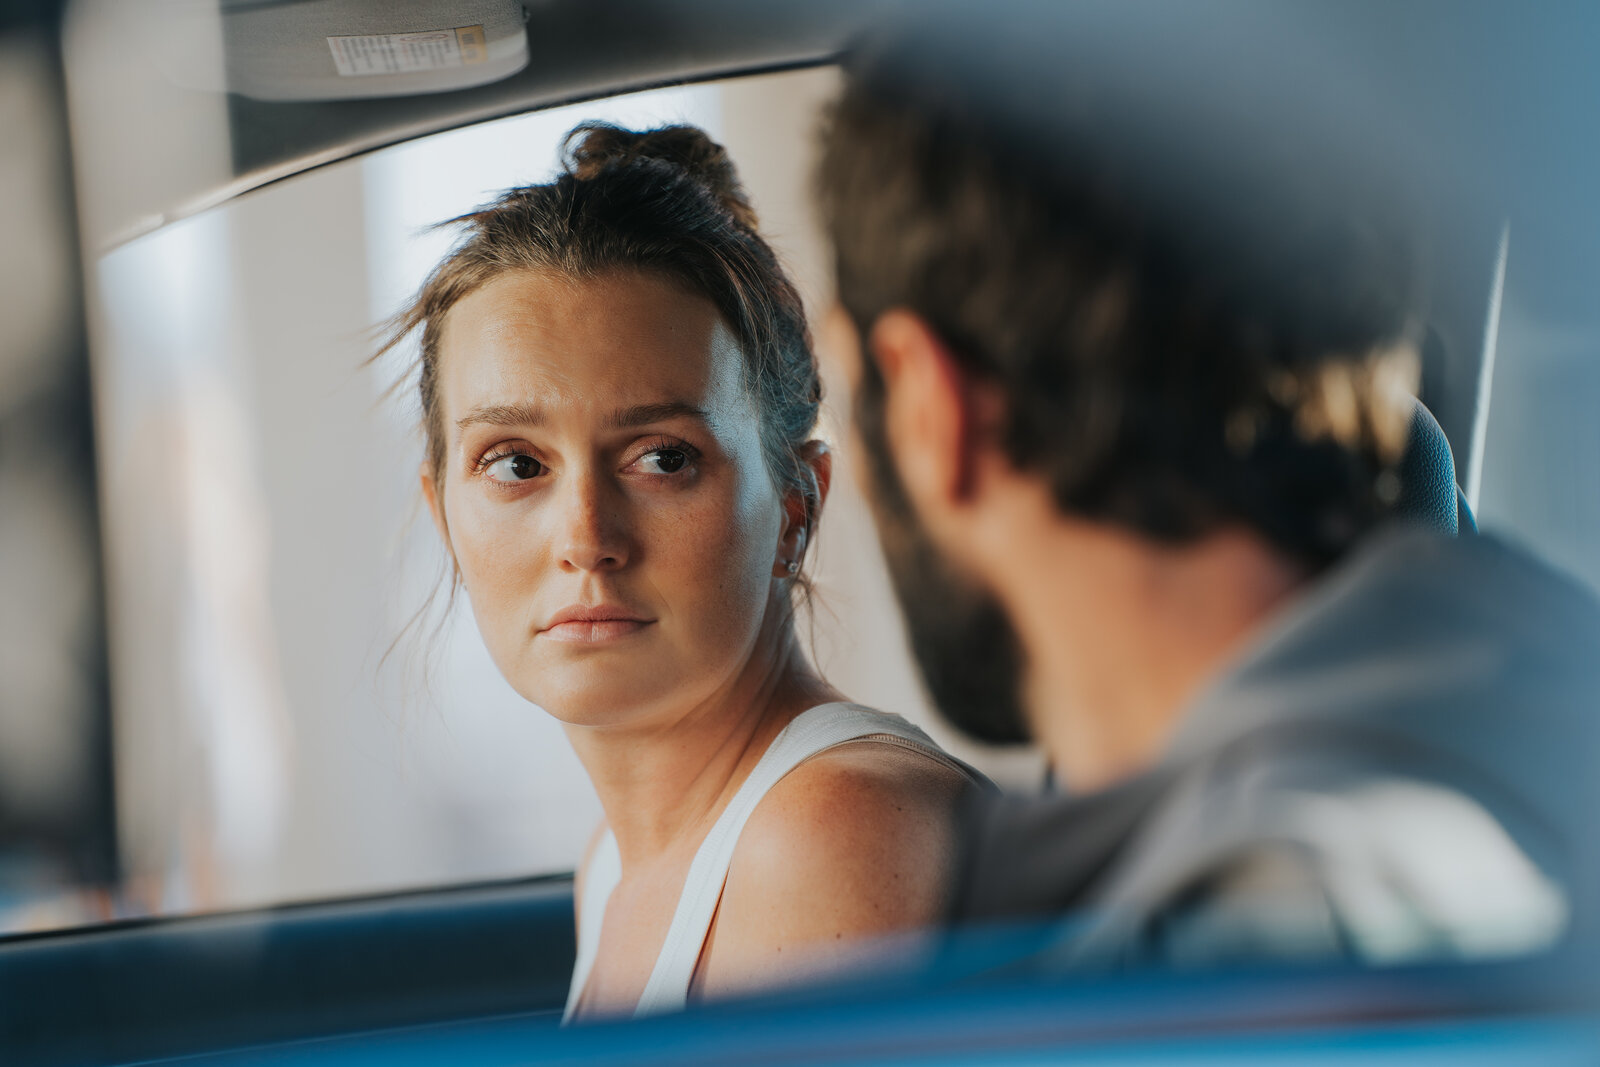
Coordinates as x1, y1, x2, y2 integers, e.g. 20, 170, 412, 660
565, 122, 761, 232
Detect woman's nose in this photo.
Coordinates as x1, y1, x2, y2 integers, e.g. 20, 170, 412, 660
553, 470, 629, 574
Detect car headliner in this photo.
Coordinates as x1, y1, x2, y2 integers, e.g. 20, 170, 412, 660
72, 0, 1586, 504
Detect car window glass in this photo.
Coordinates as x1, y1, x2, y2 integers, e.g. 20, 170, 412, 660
1, 68, 1038, 938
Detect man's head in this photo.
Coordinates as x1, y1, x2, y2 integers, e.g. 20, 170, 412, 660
816, 5, 1424, 751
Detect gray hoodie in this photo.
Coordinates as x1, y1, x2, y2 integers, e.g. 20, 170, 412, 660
951, 527, 1600, 969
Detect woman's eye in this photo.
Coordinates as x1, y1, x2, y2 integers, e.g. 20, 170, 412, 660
637, 448, 689, 475
484, 453, 543, 482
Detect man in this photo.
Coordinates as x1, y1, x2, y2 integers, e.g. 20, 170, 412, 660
815, 4, 1599, 969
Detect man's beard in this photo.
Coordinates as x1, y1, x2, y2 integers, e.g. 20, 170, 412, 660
856, 387, 1032, 746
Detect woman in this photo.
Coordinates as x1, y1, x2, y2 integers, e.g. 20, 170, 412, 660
380, 122, 987, 1021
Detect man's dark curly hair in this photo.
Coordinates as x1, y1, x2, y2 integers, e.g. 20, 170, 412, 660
817, 10, 1425, 567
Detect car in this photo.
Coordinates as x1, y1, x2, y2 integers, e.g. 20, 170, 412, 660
4, 1, 1599, 1063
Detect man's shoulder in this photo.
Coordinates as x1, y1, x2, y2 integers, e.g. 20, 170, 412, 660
1091, 752, 1570, 967
954, 529, 1594, 970
1126, 527, 1597, 968
1172, 528, 1600, 859
955, 752, 1570, 972
1303, 526, 1600, 663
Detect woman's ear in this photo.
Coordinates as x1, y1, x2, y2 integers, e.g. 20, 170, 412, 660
420, 461, 453, 560
773, 441, 832, 578
800, 438, 833, 523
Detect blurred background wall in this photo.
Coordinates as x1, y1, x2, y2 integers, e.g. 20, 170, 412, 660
0, 2, 117, 932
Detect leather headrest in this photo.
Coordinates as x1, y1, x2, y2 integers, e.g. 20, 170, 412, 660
1393, 400, 1465, 536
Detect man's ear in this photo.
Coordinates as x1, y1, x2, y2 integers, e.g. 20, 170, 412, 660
774, 440, 833, 576
420, 462, 454, 562
867, 309, 981, 512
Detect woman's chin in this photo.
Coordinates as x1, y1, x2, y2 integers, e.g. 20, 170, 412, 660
519, 673, 690, 730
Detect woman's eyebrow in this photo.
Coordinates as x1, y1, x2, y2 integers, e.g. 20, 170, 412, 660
456, 402, 544, 430
605, 402, 711, 429
455, 401, 711, 432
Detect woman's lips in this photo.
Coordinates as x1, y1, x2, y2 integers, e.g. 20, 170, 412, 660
538, 604, 655, 644
540, 618, 653, 643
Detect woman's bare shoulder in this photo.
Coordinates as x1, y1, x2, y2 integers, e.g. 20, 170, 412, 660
697, 739, 977, 997
785, 738, 979, 817
727, 742, 974, 933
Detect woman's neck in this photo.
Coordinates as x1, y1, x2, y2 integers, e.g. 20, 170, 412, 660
563, 615, 842, 866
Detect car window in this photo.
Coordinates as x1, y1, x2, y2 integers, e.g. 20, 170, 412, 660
0, 67, 1039, 938
1478, 278, 1600, 597
10, 57, 1594, 949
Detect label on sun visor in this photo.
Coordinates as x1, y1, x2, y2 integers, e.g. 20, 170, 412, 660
327, 26, 488, 76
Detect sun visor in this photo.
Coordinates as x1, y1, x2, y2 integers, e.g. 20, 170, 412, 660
220, 0, 530, 101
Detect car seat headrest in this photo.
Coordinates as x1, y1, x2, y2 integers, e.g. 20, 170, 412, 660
1394, 399, 1468, 536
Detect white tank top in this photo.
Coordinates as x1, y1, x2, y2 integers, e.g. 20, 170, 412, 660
563, 702, 980, 1022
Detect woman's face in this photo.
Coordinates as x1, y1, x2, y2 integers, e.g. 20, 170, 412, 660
426, 269, 793, 728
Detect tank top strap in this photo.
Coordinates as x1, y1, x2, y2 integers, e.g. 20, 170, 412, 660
633, 702, 971, 1017
563, 829, 621, 1022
